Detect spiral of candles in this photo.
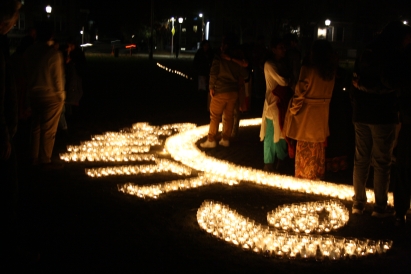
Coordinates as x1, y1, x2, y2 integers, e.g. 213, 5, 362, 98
197, 200, 393, 260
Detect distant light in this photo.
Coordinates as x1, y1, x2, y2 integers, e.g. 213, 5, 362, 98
132, 34, 135, 38
199, 13, 203, 18
318, 28, 326, 38
45, 5, 52, 14
178, 17, 183, 24
80, 30, 83, 35
125, 44, 136, 49
80, 43, 93, 47
95, 35, 98, 40
404, 21, 408, 25
325, 19, 331, 26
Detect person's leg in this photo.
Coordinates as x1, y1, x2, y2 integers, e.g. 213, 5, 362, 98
370, 123, 396, 212
58, 104, 67, 130
352, 122, 372, 208
221, 92, 238, 141
39, 98, 64, 163
264, 117, 275, 164
208, 93, 226, 142
30, 100, 41, 164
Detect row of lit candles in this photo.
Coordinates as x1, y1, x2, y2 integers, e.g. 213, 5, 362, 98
85, 159, 193, 178
118, 173, 238, 199
197, 200, 392, 260
156, 63, 193, 80
164, 118, 394, 205
60, 123, 197, 163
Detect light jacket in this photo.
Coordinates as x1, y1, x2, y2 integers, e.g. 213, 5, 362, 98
283, 65, 335, 142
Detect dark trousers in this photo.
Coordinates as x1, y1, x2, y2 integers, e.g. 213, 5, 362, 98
393, 123, 411, 216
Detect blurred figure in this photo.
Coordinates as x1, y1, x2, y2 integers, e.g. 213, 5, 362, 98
283, 40, 337, 180
193, 40, 214, 93
392, 24, 411, 225
251, 35, 269, 99
325, 59, 353, 173
63, 38, 86, 120
0, 0, 22, 261
24, 21, 65, 169
283, 33, 301, 92
350, 21, 408, 217
200, 33, 248, 148
11, 28, 36, 121
259, 37, 292, 173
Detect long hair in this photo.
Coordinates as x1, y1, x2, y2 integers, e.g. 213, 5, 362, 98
305, 40, 336, 81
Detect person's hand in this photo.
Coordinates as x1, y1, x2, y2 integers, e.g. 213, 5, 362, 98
209, 89, 215, 98
0, 142, 11, 160
352, 78, 359, 89
220, 53, 231, 61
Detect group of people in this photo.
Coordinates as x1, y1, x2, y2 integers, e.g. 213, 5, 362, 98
198, 22, 411, 226
1, 0, 87, 258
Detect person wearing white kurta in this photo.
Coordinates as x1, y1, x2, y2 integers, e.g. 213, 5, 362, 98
259, 40, 289, 171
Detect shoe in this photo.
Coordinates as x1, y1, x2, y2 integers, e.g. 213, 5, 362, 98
371, 207, 396, 218
263, 163, 274, 172
200, 140, 216, 148
352, 204, 364, 215
219, 139, 230, 147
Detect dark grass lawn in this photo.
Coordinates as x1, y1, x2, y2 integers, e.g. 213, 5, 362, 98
12, 55, 411, 273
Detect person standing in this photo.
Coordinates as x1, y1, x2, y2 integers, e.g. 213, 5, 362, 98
283, 40, 336, 180
350, 21, 407, 217
392, 24, 411, 225
24, 22, 65, 169
259, 38, 291, 172
200, 33, 248, 148
0, 0, 22, 260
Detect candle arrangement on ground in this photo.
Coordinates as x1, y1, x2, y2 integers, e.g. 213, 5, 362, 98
197, 200, 393, 260
118, 173, 238, 199
85, 159, 193, 177
267, 200, 349, 233
164, 118, 394, 205
157, 62, 193, 80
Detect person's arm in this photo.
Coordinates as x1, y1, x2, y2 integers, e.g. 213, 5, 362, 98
49, 50, 65, 100
264, 61, 288, 87
289, 66, 310, 115
220, 52, 248, 67
209, 56, 220, 97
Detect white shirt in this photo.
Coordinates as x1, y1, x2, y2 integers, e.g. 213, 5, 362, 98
260, 60, 288, 143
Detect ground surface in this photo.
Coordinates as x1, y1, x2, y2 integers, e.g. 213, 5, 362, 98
12, 54, 411, 273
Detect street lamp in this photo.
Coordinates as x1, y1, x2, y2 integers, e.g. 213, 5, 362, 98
199, 13, 204, 41
325, 19, 331, 26
45, 5, 52, 18
178, 17, 183, 54
170, 17, 175, 55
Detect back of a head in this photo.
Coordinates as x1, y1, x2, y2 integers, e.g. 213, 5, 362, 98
309, 40, 336, 81
378, 21, 411, 49
35, 21, 54, 42
0, 0, 21, 23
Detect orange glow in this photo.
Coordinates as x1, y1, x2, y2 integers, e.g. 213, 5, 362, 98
125, 44, 137, 49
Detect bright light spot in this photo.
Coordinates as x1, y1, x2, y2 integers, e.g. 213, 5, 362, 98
199, 13, 203, 18
325, 19, 331, 26
45, 5, 52, 13
80, 30, 83, 35
80, 43, 93, 47
404, 21, 408, 25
